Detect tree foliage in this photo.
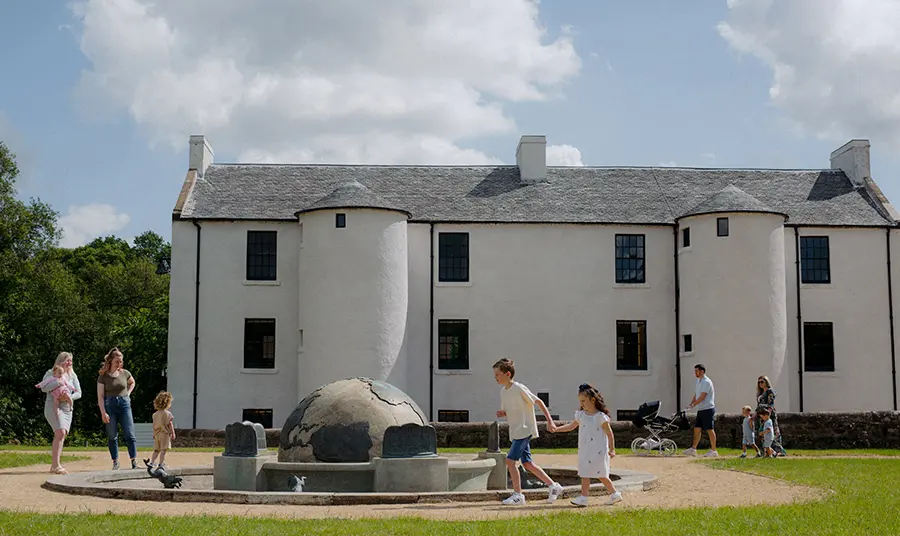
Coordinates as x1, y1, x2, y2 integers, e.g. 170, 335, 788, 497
0, 141, 171, 444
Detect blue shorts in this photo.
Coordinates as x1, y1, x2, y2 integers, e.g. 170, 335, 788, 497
507, 436, 533, 464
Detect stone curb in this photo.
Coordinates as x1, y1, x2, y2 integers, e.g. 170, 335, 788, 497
42, 466, 657, 506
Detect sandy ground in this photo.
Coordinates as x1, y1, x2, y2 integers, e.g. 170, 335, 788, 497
0, 450, 827, 520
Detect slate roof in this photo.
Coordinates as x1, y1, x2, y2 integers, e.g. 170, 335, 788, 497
178, 164, 894, 226
677, 184, 787, 220
295, 179, 410, 216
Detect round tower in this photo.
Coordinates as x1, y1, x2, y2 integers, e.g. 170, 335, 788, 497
676, 185, 789, 413
295, 180, 410, 400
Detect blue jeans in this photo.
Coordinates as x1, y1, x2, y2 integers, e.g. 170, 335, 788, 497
104, 396, 137, 461
507, 436, 533, 464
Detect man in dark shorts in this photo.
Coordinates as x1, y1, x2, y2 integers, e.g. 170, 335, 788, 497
683, 363, 718, 457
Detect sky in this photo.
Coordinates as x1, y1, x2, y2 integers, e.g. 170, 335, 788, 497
2, 0, 900, 247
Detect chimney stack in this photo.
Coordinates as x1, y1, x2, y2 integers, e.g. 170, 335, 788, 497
516, 135, 546, 183
189, 135, 215, 177
830, 139, 870, 188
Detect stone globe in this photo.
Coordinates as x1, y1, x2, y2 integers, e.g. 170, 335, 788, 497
279, 377, 429, 463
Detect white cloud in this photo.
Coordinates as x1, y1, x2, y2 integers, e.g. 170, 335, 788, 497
59, 204, 131, 248
718, 0, 900, 147
69, 0, 581, 164
546, 144, 584, 166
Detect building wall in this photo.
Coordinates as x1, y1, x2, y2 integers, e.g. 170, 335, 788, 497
797, 227, 895, 412
428, 223, 677, 423
168, 220, 301, 429
167, 218, 899, 430
677, 212, 789, 416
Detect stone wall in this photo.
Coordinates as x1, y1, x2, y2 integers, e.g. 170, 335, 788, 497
174, 411, 900, 450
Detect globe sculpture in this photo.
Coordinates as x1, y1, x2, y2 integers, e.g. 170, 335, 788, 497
279, 377, 429, 463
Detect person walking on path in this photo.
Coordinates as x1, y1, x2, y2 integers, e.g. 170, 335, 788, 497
683, 363, 718, 457
39, 352, 81, 474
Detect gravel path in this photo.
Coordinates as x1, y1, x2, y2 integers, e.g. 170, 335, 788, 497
0, 451, 826, 520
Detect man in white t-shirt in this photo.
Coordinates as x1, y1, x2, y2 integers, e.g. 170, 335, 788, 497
683, 363, 718, 457
493, 358, 564, 505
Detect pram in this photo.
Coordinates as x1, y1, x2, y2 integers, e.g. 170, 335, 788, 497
630, 400, 691, 456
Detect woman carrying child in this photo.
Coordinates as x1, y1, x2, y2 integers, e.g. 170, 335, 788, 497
37, 352, 82, 474
549, 383, 623, 506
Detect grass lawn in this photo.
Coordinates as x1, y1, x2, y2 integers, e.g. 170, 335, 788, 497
0, 452, 89, 469
0, 444, 224, 453
440, 446, 900, 457
2, 453, 900, 534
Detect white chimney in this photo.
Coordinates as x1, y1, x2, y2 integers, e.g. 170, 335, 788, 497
516, 135, 546, 183
189, 135, 215, 177
830, 139, 870, 188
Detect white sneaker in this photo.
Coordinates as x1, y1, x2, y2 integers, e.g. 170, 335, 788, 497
606, 491, 623, 505
502, 492, 526, 505
683, 448, 697, 457
547, 482, 564, 503
570, 495, 589, 507
703, 450, 719, 458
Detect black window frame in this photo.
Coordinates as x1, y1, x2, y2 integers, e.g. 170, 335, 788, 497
537, 392, 550, 408
437, 410, 469, 422
438, 319, 469, 370
438, 232, 470, 282
800, 236, 831, 284
682, 227, 691, 248
717, 217, 729, 237
804, 322, 835, 372
615, 234, 646, 284
244, 318, 276, 369
336, 213, 346, 228
242, 408, 273, 428
246, 230, 277, 281
683, 334, 693, 353
616, 320, 648, 371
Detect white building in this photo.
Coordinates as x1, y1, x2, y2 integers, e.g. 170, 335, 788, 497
167, 134, 900, 430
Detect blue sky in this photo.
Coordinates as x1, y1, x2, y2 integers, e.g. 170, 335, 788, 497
1, 0, 898, 246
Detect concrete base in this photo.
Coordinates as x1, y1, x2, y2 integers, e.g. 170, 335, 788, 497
213, 454, 275, 491
477, 451, 509, 490
372, 456, 449, 493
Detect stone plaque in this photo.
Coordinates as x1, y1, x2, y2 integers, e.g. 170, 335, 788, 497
487, 421, 500, 453
381, 423, 437, 458
224, 421, 266, 457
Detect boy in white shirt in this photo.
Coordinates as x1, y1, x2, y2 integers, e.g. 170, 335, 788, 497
493, 358, 564, 505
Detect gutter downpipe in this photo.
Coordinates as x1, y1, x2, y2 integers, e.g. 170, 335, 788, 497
429, 223, 435, 422
192, 220, 202, 428
887, 227, 898, 410
793, 226, 804, 412
673, 226, 681, 410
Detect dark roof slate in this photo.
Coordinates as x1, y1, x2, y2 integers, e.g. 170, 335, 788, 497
179, 164, 893, 226
295, 180, 410, 216
677, 184, 786, 220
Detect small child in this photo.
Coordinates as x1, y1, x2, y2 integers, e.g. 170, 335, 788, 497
493, 358, 564, 505
35, 365, 75, 416
740, 405, 760, 458
758, 408, 775, 458
549, 383, 622, 506
149, 391, 176, 469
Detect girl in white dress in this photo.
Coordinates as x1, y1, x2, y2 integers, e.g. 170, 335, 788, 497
550, 383, 622, 506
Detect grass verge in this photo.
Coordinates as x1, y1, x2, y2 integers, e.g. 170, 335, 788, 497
0, 452, 89, 469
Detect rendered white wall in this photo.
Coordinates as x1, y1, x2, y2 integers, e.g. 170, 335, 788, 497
167, 220, 301, 430
429, 223, 677, 422
297, 208, 409, 399
678, 213, 788, 415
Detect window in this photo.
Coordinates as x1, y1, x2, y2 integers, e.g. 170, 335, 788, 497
438, 232, 469, 282
242, 408, 273, 428
246, 231, 277, 281
800, 236, 830, 284
438, 319, 469, 370
682, 228, 691, 248
717, 217, 729, 237
336, 213, 346, 228
683, 334, 693, 353
615, 234, 645, 284
617, 409, 638, 422
437, 410, 469, 422
244, 319, 276, 369
537, 392, 550, 408
804, 322, 835, 372
616, 320, 647, 370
